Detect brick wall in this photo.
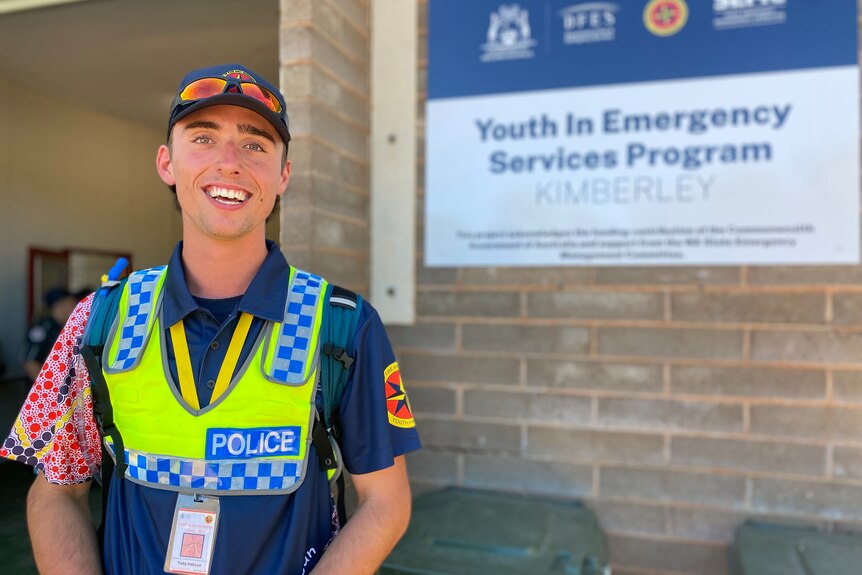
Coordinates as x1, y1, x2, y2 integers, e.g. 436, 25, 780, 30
401, 3, 862, 575
281, 1, 862, 574
280, 0, 370, 295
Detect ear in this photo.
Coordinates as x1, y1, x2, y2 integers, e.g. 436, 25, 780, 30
156, 144, 176, 186
277, 158, 291, 197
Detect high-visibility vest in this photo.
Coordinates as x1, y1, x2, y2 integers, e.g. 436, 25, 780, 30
100, 265, 330, 495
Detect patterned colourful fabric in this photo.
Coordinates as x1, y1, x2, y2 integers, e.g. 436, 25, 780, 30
2, 296, 101, 484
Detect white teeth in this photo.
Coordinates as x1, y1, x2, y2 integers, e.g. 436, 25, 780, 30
207, 186, 249, 202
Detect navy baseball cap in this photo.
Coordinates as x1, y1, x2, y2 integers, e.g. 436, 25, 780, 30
167, 63, 291, 146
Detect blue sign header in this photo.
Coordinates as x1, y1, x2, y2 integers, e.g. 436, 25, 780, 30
428, 0, 857, 100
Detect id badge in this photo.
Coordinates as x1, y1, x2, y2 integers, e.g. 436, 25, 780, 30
164, 494, 221, 575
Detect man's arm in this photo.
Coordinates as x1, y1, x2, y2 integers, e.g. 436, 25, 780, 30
311, 456, 412, 575
28, 473, 102, 575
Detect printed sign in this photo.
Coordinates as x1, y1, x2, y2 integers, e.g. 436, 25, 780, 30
425, 0, 859, 266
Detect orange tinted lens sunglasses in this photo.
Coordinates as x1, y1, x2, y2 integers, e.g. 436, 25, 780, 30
178, 77, 282, 114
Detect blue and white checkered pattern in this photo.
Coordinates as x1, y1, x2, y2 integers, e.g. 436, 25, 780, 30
111, 266, 167, 370
124, 448, 301, 492
270, 270, 323, 384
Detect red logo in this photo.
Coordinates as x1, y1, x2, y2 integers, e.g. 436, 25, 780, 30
644, 0, 688, 36
385, 362, 415, 428
222, 69, 256, 82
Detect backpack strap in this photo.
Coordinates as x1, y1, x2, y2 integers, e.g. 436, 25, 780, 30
317, 284, 363, 527
81, 262, 129, 547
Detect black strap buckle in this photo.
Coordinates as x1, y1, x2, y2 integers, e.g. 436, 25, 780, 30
311, 418, 337, 471
322, 342, 354, 370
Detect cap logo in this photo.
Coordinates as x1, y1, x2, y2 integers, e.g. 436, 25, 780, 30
223, 69, 256, 82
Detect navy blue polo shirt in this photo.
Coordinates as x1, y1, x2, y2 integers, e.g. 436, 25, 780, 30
101, 241, 421, 575
160, 241, 287, 408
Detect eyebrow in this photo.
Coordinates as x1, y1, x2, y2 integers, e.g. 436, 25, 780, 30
238, 123, 276, 145
183, 120, 276, 146
184, 120, 220, 131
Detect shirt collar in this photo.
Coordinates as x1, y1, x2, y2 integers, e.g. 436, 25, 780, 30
162, 240, 290, 327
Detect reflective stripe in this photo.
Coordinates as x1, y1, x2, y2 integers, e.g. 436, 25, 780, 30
270, 270, 324, 384
123, 448, 301, 492
328, 296, 356, 309
111, 266, 166, 370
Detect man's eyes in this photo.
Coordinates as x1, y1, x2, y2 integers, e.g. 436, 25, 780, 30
189, 136, 266, 151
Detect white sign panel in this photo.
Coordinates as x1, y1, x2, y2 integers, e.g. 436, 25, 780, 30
425, 0, 859, 267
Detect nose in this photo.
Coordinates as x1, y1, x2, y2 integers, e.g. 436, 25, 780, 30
215, 141, 242, 174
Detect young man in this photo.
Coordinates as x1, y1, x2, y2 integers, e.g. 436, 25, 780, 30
2, 64, 420, 575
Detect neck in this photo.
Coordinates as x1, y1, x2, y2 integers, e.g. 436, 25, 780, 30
180, 235, 268, 299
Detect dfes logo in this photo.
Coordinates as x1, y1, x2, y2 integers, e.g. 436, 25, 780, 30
560, 2, 620, 45
643, 0, 688, 37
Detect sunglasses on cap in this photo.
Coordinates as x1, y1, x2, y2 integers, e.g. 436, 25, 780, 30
177, 77, 283, 114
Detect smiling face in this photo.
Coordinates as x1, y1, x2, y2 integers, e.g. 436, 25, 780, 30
156, 104, 290, 245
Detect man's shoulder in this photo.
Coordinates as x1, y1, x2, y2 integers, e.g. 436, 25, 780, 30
324, 283, 382, 330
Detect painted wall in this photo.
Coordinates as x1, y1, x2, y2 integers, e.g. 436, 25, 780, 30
0, 77, 181, 375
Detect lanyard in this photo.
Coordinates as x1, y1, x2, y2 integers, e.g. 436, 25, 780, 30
169, 312, 254, 409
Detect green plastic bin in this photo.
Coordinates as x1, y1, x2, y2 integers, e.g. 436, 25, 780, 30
730, 521, 862, 575
381, 488, 609, 575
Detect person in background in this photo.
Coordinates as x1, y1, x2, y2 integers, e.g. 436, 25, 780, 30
74, 287, 95, 303
20, 287, 77, 382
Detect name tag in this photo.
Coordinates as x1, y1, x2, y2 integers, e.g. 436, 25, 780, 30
205, 427, 301, 460
165, 494, 220, 575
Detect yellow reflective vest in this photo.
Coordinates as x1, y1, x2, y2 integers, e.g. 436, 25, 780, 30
100, 265, 333, 495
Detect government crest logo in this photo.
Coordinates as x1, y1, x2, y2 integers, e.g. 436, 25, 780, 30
643, 0, 688, 37
480, 4, 537, 62
560, 2, 620, 45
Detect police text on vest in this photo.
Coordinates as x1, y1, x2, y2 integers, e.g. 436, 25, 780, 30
206, 427, 301, 460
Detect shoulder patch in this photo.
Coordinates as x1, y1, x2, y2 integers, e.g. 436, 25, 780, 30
28, 325, 47, 343
384, 362, 415, 429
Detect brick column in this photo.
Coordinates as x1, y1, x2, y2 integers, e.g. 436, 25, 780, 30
279, 0, 370, 294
